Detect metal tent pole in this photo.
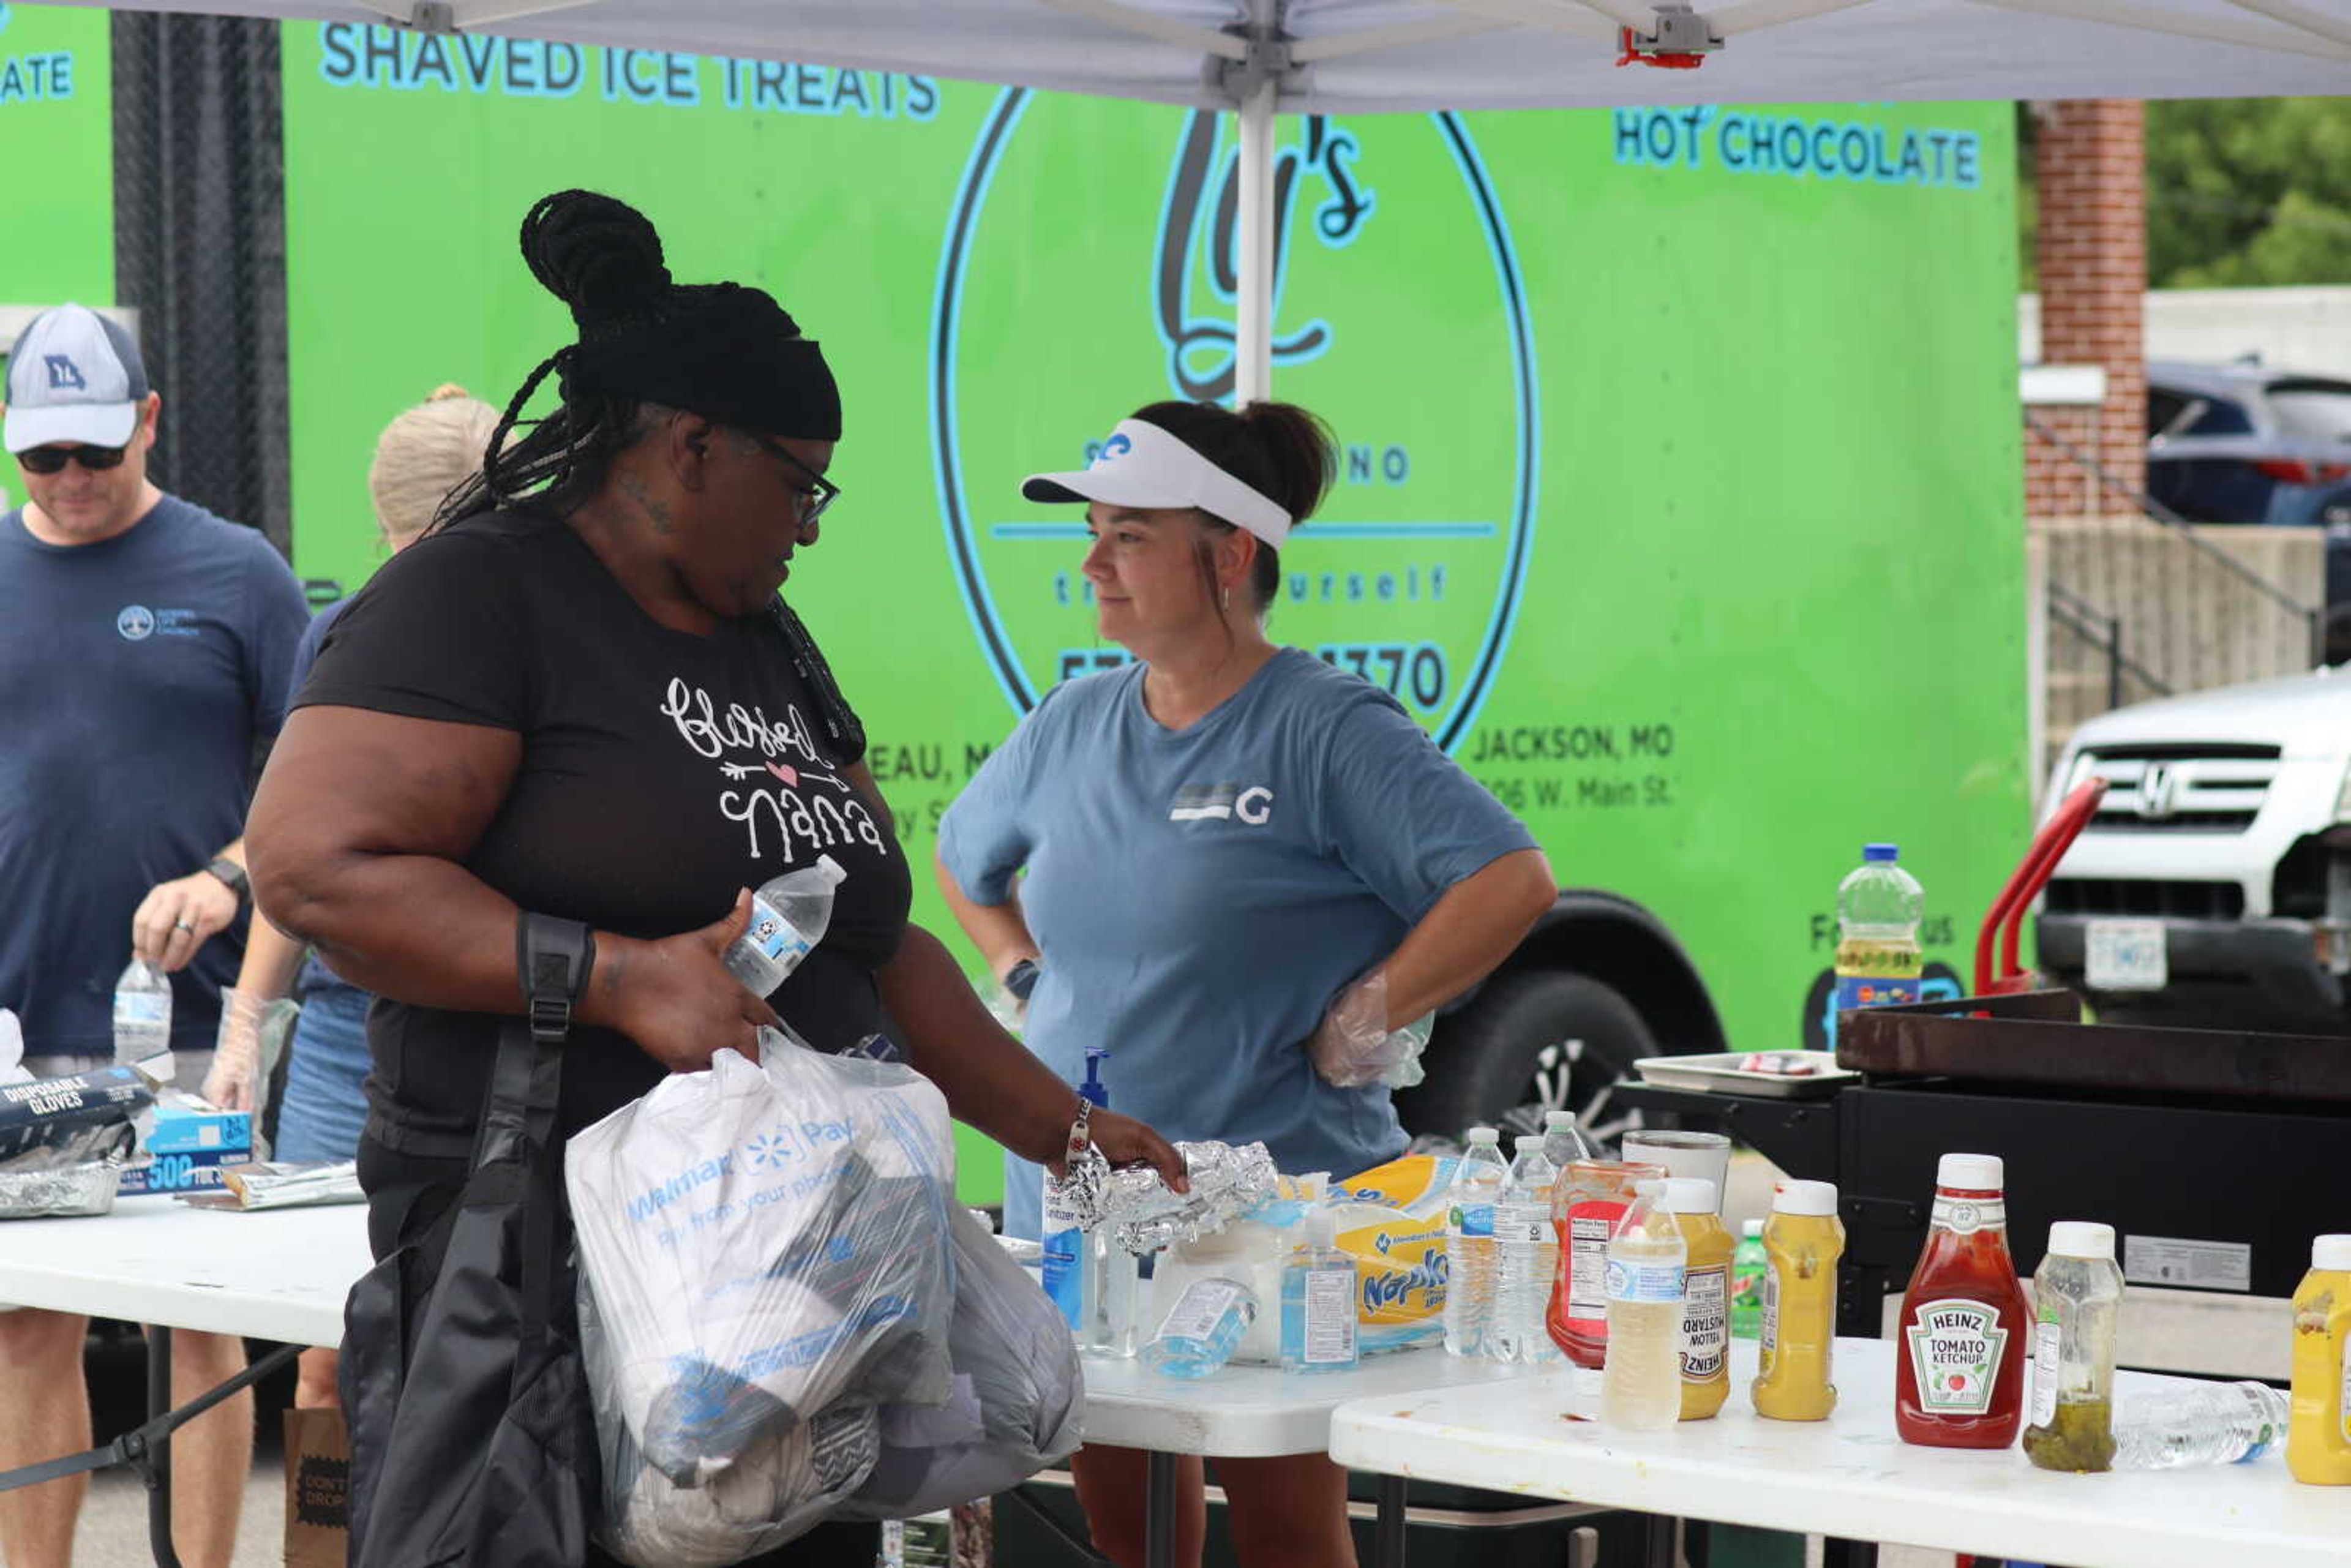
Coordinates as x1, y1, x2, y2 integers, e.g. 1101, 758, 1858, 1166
1232, 66, 1277, 406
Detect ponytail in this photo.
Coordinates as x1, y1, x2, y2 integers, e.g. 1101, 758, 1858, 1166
1128, 399, 1336, 613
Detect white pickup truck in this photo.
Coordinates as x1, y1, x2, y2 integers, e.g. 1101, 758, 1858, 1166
2038, 666, 2351, 1033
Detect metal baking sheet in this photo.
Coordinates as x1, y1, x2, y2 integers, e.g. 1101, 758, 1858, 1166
1631, 1051, 1859, 1098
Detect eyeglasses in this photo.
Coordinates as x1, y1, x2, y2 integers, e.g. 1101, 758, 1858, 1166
18, 443, 127, 475
743, 431, 840, 525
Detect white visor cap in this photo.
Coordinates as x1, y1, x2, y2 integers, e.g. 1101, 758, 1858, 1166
1022, 418, 1291, 548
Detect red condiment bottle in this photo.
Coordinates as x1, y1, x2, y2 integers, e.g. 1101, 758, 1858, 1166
1547, 1158, 1667, 1368
1894, 1152, 2032, 1448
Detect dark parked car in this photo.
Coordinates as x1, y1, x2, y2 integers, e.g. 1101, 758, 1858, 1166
2147, 359, 2351, 661
2148, 359, 2351, 530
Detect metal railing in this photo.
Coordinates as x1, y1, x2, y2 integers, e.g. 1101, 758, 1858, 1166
2047, 580, 2173, 709
2027, 411, 2325, 668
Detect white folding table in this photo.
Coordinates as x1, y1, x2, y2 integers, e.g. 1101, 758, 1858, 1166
1330, 1335, 2351, 1568
1073, 1345, 1530, 1568
0, 1196, 1550, 1568
0, 1195, 366, 1568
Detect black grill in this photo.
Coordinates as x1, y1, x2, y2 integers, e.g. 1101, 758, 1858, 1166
2085, 811, 2260, 834
2044, 879, 2246, 920
2083, 743, 2282, 762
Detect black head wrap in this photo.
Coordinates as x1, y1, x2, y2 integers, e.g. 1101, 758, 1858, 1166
520, 189, 841, 441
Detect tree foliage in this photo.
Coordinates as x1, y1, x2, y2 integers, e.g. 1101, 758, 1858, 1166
2017, 98, 2351, 291
2147, 98, 2351, 288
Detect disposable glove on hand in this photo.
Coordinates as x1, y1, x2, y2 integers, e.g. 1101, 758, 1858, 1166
1307, 969, 1434, 1089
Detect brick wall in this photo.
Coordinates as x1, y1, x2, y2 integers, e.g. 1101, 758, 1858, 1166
2027, 100, 2147, 517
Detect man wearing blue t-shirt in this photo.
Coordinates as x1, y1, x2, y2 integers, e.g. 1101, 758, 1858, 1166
0, 303, 308, 1568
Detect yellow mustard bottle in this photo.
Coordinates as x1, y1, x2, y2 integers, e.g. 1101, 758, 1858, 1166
1753, 1179, 1843, 1421
1665, 1178, 1732, 1420
2288, 1233, 2351, 1485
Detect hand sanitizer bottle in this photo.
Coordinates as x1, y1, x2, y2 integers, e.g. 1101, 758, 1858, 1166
1281, 1204, 1361, 1374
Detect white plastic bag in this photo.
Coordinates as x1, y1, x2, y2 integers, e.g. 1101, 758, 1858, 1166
567, 1033, 956, 1493
582, 1281, 883, 1568
842, 1205, 1083, 1520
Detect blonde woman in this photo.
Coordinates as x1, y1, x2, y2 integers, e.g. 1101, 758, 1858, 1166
206, 384, 498, 1409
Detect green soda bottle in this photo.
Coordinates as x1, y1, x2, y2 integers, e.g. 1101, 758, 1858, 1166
1730, 1218, 1767, 1340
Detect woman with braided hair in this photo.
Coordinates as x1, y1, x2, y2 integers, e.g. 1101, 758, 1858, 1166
246, 189, 1183, 1566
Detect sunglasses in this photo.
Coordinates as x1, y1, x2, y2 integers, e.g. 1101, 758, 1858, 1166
743, 430, 840, 525
19, 443, 128, 475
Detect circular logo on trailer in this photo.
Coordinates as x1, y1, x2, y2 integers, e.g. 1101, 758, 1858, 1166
116, 604, 155, 641
930, 89, 1537, 749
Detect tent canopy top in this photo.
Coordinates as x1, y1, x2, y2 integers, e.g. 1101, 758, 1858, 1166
50, 0, 2351, 111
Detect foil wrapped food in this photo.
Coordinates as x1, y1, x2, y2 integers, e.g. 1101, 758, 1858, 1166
1087, 1141, 1279, 1254
179, 1160, 364, 1211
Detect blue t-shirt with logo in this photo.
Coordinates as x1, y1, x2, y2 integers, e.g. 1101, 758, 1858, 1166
0, 496, 309, 1057
938, 647, 1539, 1239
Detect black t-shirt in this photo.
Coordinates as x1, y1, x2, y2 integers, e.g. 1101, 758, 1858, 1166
297, 507, 912, 1143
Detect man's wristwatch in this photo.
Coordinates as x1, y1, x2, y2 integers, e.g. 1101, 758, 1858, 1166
1003, 958, 1041, 1002
203, 857, 250, 906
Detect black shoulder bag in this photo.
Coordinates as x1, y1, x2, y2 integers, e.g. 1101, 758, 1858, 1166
342, 917, 602, 1568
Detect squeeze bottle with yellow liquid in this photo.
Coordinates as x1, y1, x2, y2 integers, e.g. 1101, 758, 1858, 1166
1753, 1180, 1842, 1421
2288, 1233, 2351, 1485
1666, 1178, 1732, 1420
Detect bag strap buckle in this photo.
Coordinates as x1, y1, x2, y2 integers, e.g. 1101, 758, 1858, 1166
515, 914, 596, 1046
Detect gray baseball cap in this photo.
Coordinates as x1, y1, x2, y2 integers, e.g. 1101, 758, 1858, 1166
5, 304, 150, 454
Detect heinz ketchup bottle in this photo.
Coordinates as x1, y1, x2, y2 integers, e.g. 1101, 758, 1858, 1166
1894, 1152, 2032, 1448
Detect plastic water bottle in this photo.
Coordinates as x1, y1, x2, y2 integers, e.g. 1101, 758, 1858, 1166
1442, 1127, 1509, 1357
113, 958, 172, 1059
1143, 1277, 1258, 1379
724, 855, 846, 994
2111, 1380, 2290, 1469
1542, 1108, 1596, 1169
1730, 1219, 1768, 1340
1281, 1204, 1360, 1374
1832, 843, 1924, 1033
1601, 1180, 1686, 1431
1488, 1137, 1561, 1364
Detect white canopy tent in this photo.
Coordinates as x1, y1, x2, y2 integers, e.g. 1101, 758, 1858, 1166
52, 0, 2350, 397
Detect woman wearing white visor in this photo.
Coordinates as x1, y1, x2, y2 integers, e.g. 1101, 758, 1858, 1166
937, 400, 1554, 1568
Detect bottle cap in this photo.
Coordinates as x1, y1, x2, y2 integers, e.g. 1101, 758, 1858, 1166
2314, 1234, 2351, 1272
1515, 1135, 1546, 1157
1864, 842, 1900, 862
1936, 1152, 2003, 1192
2046, 1221, 2116, 1261
814, 853, 847, 884
1466, 1125, 1500, 1145
1663, 1177, 1717, 1214
1743, 1218, 1764, 1237
1774, 1180, 1839, 1217
1545, 1110, 1575, 1130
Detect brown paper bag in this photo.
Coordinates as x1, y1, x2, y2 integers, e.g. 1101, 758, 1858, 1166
283, 1406, 350, 1568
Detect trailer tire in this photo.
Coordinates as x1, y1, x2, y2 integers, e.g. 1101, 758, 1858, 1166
1396, 969, 1659, 1146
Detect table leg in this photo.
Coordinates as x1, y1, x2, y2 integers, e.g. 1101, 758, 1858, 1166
144, 1327, 184, 1568
1144, 1450, 1177, 1568
1822, 1539, 1879, 1568
1373, 1474, 1407, 1568
1645, 1512, 1678, 1568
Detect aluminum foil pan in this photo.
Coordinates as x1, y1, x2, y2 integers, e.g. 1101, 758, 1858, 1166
0, 1161, 119, 1220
